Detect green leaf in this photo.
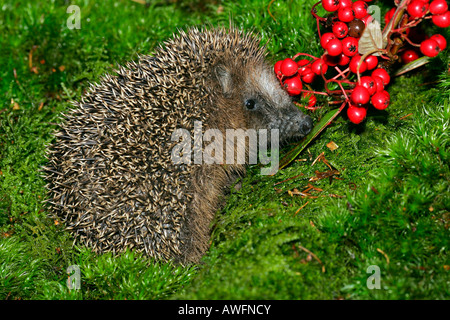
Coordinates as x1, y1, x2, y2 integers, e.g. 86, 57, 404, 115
278, 107, 342, 170
358, 19, 384, 56
394, 56, 430, 76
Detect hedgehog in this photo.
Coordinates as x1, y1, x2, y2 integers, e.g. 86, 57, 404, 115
44, 27, 313, 264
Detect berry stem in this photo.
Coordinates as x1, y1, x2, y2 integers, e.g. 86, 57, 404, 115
294, 100, 323, 111
311, 1, 327, 22
292, 52, 318, 61
402, 35, 422, 47
333, 66, 347, 79
382, 0, 410, 38
331, 67, 350, 80
337, 81, 350, 101
301, 89, 329, 96
316, 15, 322, 39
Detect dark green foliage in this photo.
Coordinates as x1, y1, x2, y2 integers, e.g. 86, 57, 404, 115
1, 0, 448, 299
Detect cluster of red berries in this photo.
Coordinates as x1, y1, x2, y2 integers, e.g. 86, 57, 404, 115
274, 0, 449, 125
408, 0, 450, 28
384, 1, 448, 64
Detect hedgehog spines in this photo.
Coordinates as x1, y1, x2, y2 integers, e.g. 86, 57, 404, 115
45, 26, 269, 263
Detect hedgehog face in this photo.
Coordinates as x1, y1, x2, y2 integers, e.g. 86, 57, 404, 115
242, 63, 313, 142
215, 61, 313, 142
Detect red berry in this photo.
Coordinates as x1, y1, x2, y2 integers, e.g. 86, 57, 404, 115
420, 39, 441, 57
284, 76, 303, 96
332, 21, 349, 38
359, 76, 377, 96
430, 34, 447, 51
311, 58, 329, 75
338, 53, 351, 66
407, 0, 429, 18
347, 104, 367, 124
429, 0, 448, 15
326, 38, 343, 56
361, 14, 374, 25
303, 92, 317, 108
297, 59, 311, 73
371, 68, 390, 85
339, 0, 353, 9
371, 90, 390, 110
280, 58, 298, 77
384, 7, 396, 25
348, 19, 366, 37
350, 55, 367, 74
401, 49, 420, 64
323, 54, 340, 66
351, 85, 370, 105
322, 0, 341, 12
320, 32, 337, 49
338, 7, 355, 22
432, 11, 450, 28
342, 36, 359, 56
297, 59, 310, 66
364, 55, 378, 70
301, 67, 316, 84
274, 60, 283, 76
372, 75, 384, 92
353, 1, 368, 19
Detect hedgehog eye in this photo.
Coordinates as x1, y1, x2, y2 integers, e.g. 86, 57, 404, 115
245, 99, 256, 110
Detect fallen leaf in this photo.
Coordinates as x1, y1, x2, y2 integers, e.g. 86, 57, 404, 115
326, 141, 339, 151
309, 169, 340, 182
288, 188, 309, 197
11, 99, 20, 110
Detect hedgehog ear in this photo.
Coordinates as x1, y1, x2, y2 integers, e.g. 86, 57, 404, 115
214, 64, 233, 97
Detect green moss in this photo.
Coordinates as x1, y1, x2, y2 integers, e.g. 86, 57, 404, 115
1, 0, 448, 299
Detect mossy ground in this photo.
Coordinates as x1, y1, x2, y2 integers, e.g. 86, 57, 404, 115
0, 0, 448, 300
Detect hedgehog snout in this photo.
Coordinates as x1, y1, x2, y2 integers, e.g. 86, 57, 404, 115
300, 115, 313, 136
281, 112, 313, 140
